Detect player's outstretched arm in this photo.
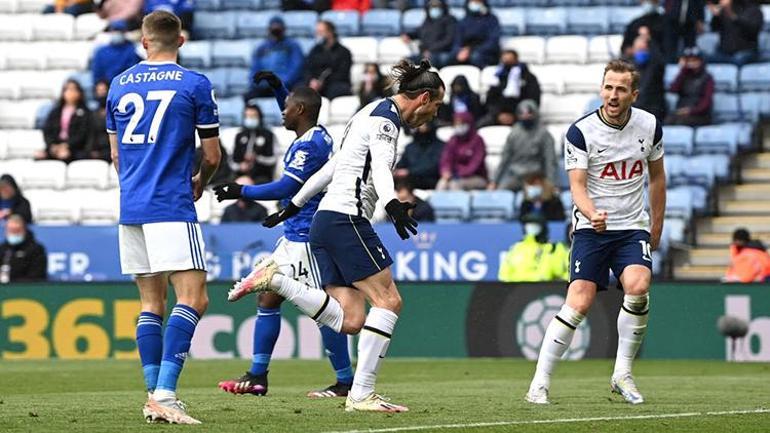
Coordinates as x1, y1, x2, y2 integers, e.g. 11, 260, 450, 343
213, 175, 302, 202
647, 157, 666, 250
253, 71, 289, 111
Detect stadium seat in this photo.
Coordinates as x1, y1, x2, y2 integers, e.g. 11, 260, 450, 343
401, 8, 425, 34
567, 7, 610, 35
436, 125, 454, 143
219, 126, 240, 156
495, 8, 526, 36
329, 95, 360, 125
18, 71, 71, 99
696, 32, 719, 56
0, 13, 32, 41
378, 37, 413, 64
664, 154, 687, 186
707, 63, 738, 93
545, 123, 567, 156
539, 93, 595, 123
724, 121, 754, 151
211, 40, 253, 68
195, 191, 213, 223
319, 97, 330, 125
76, 188, 119, 225
2, 42, 45, 69
439, 65, 482, 98
225, 67, 250, 96
220, 0, 259, 9
763, 5, 770, 31
739, 92, 770, 122
760, 32, 770, 61
218, 97, 246, 127
253, 97, 282, 126
0, 0, 17, 12
25, 189, 79, 224
694, 124, 739, 155
31, 13, 74, 41
665, 187, 693, 220
470, 190, 515, 221
683, 155, 716, 188
551, 0, 592, 5
204, 68, 229, 97
0, 99, 41, 128
295, 37, 315, 55
428, 191, 471, 222
693, 153, 730, 181
739, 62, 770, 92
16, 0, 48, 13
484, 154, 501, 180
17, 160, 67, 190
545, 35, 588, 64
235, 11, 272, 38
664, 63, 678, 89
0, 130, 7, 159
194, 12, 237, 39
66, 159, 110, 190
525, 8, 567, 36
479, 65, 500, 95
559, 190, 572, 213
449, 7, 466, 20
665, 217, 686, 244
197, 0, 221, 10
34, 100, 53, 129
340, 37, 378, 63
362, 9, 401, 36
662, 125, 694, 155
5, 129, 45, 159
271, 126, 296, 153
562, 63, 604, 93
588, 34, 622, 63
46, 41, 92, 70
711, 93, 741, 122
664, 92, 677, 112
283, 11, 318, 38
179, 41, 212, 69
477, 125, 510, 155
321, 10, 360, 37
74, 13, 106, 40
527, 64, 563, 94
501, 36, 546, 64
609, 6, 644, 33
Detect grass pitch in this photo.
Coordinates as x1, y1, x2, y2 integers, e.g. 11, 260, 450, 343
1, 359, 769, 433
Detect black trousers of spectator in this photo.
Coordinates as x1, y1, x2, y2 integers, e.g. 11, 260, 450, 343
663, 16, 698, 63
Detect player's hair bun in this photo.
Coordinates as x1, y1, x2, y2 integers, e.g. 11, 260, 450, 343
389, 59, 443, 96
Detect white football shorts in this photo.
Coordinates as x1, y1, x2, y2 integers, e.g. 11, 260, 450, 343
271, 237, 323, 291
119, 222, 207, 275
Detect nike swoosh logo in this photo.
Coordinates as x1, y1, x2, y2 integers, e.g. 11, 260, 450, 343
378, 355, 385, 359
553, 339, 565, 346
633, 332, 644, 335
597, 148, 608, 153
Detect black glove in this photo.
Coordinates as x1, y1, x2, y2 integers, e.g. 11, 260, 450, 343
213, 183, 243, 202
253, 71, 282, 89
263, 202, 302, 228
385, 199, 419, 240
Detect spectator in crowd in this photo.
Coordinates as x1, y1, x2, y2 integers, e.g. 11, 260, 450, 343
247, 17, 305, 99
44, 0, 93, 16
305, 21, 353, 99
498, 213, 569, 282
221, 176, 269, 223
96, 0, 143, 31
627, 34, 667, 121
662, 0, 705, 62
451, 0, 500, 68
402, 0, 457, 69
395, 121, 444, 190
0, 175, 32, 224
437, 112, 488, 190
41, 79, 92, 163
666, 47, 714, 126
331, 0, 370, 13
232, 104, 277, 184
438, 75, 484, 125
358, 63, 387, 108
144, 0, 194, 31
480, 50, 541, 127
708, 0, 764, 66
622, 0, 665, 56
489, 100, 556, 192
395, 179, 435, 222
87, 80, 111, 160
519, 172, 565, 222
282, 0, 331, 12
91, 23, 142, 87
724, 228, 770, 283
0, 215, 47, 283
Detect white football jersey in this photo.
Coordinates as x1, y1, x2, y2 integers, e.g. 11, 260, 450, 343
564, 107, 663, 232
317, 98, 401, 220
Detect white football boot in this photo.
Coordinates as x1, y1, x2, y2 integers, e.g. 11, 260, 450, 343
611, 373, 644, 404
525, 384, 550, 404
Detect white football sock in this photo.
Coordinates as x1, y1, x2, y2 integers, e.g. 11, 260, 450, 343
350, 307, 398, 401
270, 274, 343, 332
152, 388, 176, 402
530, 304, 584, 390
613, 294, 649, 377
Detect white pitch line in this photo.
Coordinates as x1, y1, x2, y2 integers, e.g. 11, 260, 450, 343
321, 408, 770, 433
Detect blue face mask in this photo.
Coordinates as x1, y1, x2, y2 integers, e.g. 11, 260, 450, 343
429, 7, 442, 19
467, 1, 484, 13
524, 223, 542, 237
634, 50, 650, 66
6, 234, 23, 246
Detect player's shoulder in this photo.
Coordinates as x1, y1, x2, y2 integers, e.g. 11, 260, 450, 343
565, 109, 597, 151
629, 107, 662, 143
296, 126, 333, 152
366, 98, 401, 129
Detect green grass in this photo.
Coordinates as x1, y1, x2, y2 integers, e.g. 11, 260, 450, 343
1, 359, 769, 433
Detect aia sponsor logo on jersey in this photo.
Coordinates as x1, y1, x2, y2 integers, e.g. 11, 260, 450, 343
600, 160, 643, 180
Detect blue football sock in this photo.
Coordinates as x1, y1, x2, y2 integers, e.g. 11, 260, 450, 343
155, 304, 199, 394
320, 325, 353, 384
136, 312, 163, 392
250, 307, 281, 376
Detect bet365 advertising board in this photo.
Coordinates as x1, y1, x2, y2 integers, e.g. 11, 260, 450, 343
1, 282, 768, 361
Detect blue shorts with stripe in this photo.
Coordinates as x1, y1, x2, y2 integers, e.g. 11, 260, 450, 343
569, 229, 652, 290
309, 210, 393, 287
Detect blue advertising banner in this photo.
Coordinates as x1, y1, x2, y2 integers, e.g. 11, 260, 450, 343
32, 222, 567, 282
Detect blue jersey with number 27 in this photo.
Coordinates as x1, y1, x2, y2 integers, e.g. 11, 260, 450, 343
106, 61, 219, 225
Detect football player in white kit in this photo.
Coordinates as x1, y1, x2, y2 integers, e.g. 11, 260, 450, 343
229, 59, 445, 412
525, 59, 666, 405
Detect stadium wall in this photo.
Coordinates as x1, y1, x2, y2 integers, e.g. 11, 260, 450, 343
2, 282, 768, 362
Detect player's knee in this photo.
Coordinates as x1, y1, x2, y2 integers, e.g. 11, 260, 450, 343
141, 301, 165, 317
179, 293, 208, 315
342, 314, 365, 335
259, 292, 284, 309
370, 290, 402, 314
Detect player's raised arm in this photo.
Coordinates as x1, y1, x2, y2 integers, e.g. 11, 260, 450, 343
253, 71, 289, 111
564, 124, 606, 232
647, 122, 666, 250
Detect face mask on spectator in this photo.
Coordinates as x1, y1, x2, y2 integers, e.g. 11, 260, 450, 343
634, 50, 650, 66
270, 27, 284, 39
524, 223, 542, 237
519, 118, 535, 129
429, 7, 442, 19
7, 234, 23, 246
244, 117, 260, 129
467, 1, 484, 14
454, 123, 469, 136
110, 32, 126, 44
525, 184, 543, 199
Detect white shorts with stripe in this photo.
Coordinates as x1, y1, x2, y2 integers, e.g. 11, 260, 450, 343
119, 222, 207, 275
271, 237, 322, 291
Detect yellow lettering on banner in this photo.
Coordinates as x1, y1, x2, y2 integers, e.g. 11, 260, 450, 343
1, 299, 50, 359
52, 299, 109, 359
114, 300, 140, 360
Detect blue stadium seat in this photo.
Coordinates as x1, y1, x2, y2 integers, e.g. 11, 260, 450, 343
711, 93, 741, 122
760, 32, 770, 61
261, 0, 281, 9
566, 7, 610, 35
763, 5, 770, 31
683, 155, 716, 188
179, 41, 212, 69
707, 63, 738, 93
283, 11, 319, 38
362, 10, 401, 36
525, 8, 567, 36
236, 11, 272, 39
401, 8, 426, 35
449, 7, 466, 20
470, 190, 515, 221
739, 92, 770, 122
664, 154, 687, 186
556, 159, 569, 189
559, 190, 572, 213
446, 0, 465, 6
321, 10, 360, 37
295, 37, 316, 55
696, 32, 719, 56
665, 92, 678, 112
665, 187, 693, 220
194, 12, 237, 39
608, 6, 644, 34
694, 124, 739, 155
551, 0, 592, 6
220, 0, 259, 9
721, 121, 755, 151
252, 97, 282, 126
664, 63, 679, 89
428, 191, 471, 222
226, 67, 251, 96
35, 101, 54, 129
662, 125, 694, 155
197, 0, 221, 11
204, 68, 229, 97
693, 153, 730, 181
739, 62, 770, 92
495, 8, 526, 36
684, 185, 708, 212
211, 40, 254, 68
216, 97, 245, 127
